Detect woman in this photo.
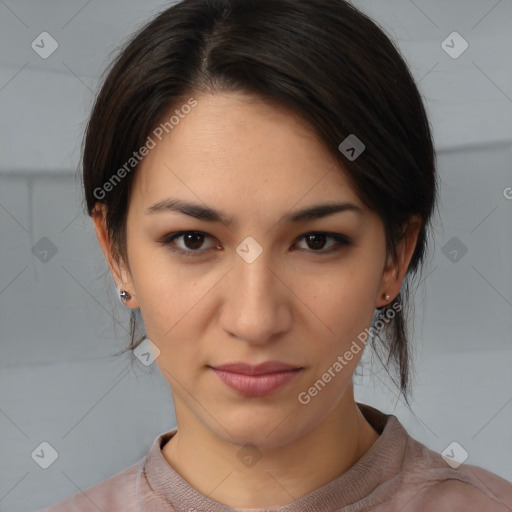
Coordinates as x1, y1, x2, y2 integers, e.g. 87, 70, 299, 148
44, 0, 512, 510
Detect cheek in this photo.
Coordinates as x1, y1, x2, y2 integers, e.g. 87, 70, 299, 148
313, 264, 381, 334
303, 257, 383, 374
128, 250, 220, 372
125, 237, 182, 339
127, 226, 184, 296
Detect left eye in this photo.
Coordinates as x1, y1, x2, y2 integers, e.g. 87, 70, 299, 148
158, 231, 351, 257
296, 232, 351, 253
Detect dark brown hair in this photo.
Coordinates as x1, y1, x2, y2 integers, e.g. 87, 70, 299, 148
82, 0, 438, 402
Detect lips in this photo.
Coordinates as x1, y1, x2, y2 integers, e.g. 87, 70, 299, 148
208, 361, 303, 396
211, 361, 302, 375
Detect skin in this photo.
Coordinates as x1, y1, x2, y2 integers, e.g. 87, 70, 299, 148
93, 92, 421, 508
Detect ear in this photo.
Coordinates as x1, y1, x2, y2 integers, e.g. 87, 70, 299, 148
92, 203, 139, 309
375, 214, 422, 309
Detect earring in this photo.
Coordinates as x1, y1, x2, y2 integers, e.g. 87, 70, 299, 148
119, 289, 132, 303
383, 293, 391, 301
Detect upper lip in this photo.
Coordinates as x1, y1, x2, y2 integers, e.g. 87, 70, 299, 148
210, 361, 302, 375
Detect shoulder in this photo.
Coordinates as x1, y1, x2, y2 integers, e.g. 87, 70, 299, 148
41, 457, 145, 512
411, 476, 512, 511
395, 434, 512, 511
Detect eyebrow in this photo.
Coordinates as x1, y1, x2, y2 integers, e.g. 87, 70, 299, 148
146, 198, 365, 225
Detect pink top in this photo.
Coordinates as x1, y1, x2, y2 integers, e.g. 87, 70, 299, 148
42, 403, 512, 511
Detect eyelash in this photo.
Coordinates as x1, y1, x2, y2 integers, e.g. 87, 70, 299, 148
158, 231, 352, 258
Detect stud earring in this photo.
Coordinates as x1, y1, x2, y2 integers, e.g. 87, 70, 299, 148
384, 293, 391, 301
119, 289, 132, 303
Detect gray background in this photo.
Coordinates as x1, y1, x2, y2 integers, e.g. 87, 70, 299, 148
0, 1, 511, 511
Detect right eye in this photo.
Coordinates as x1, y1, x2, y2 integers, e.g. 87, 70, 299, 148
158, 231, 220, 257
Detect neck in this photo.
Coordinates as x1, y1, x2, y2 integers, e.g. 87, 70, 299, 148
162, 389, 380, 509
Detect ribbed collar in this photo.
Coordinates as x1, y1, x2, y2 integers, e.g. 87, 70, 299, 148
144, 403, 408, 511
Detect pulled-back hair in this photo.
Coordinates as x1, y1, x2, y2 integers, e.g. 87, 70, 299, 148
82, 0, 438, 402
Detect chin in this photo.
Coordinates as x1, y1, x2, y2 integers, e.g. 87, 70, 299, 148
208, 404, 315, 450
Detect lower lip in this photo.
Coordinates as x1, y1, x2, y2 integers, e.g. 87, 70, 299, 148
210, 368, 302, 397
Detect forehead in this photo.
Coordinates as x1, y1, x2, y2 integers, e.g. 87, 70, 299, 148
131, 93, 363, 215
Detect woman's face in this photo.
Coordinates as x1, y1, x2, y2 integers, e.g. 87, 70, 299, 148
96, 92, 416, 449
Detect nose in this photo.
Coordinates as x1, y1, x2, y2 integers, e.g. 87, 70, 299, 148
220, 241, 293, 346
